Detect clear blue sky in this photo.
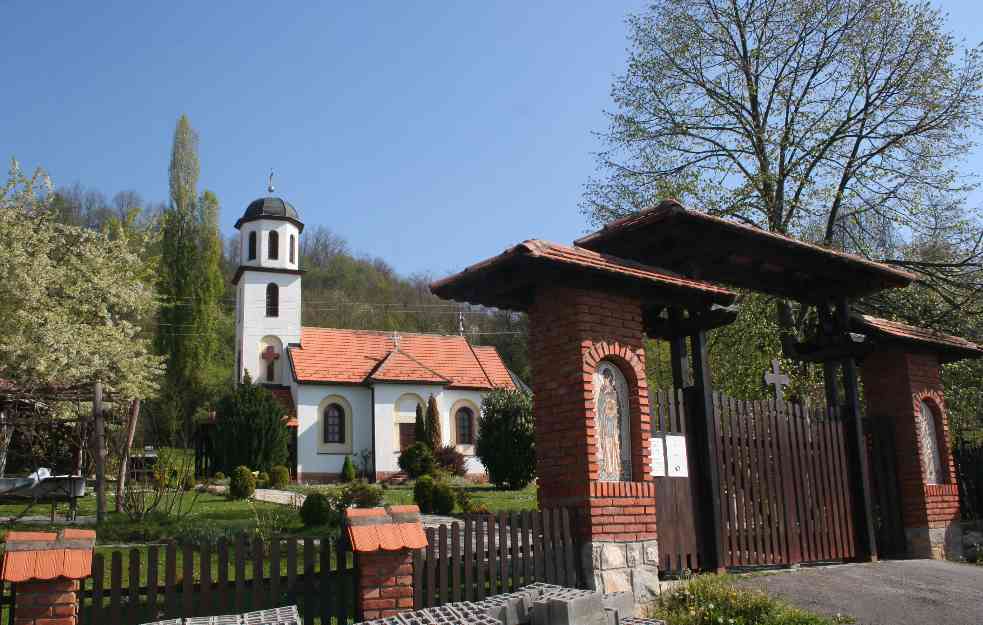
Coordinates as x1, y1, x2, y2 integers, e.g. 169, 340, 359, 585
3, 1, 980, 278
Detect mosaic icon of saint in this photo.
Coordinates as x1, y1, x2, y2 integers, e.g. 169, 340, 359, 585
594, 362, 632, 481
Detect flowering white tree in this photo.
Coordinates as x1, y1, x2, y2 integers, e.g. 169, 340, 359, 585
0, 160, 164, 400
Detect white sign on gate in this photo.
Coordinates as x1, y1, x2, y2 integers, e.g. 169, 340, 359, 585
665, 434, 688, 477
650, 435, 666, 477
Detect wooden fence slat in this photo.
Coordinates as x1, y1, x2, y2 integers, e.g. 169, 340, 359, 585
127, 549, 140, 625
761, 399, 780, 563
110, 550, 122, 625
561, 509, 577, 587
790, 403, 813, 562
235, 534, 247, 614
451, 522, 462, 603
270, 537, 281, 616
217, 539, 229, 615
438, 524, 448, 606
463, 517, 474, 601
734, 398, 751, 565
200, 543, 212, 616
91, 553, 104, 625
810, 408, 831, 560
332, 537, 345, 625
531, 512, 544, 582
425, 527, 437, 607
832, 416, 857, 558
413, 544, 424, 610
488, 516, 500, 596
542, 511, 554, 583
165, 542, 177, 618
319, 537, 331, 625
774, 401, 797, 564
286, 538, 297, 610
254, 536, 266, 612
766, 399, 787, 564
497, 513, 508, 591
182, 543, 194, 618
551, 509, 565, 586
475, 517, 486, 600
302, 537, 314, 625
509, 513, 520, 591
520, 511, 531, 586
147, 546, 159, 624
718, 395, 735, 567
819, 413, 841, 559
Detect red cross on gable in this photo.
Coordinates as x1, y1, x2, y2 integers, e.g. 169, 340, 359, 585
261, 345, 280, 362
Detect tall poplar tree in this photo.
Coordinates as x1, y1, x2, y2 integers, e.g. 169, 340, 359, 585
157, 115, 226, 443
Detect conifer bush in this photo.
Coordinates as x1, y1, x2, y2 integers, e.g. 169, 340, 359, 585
414, 475, 436, 513
212, 376, 290, 474
300, 492, 333, 527
229, 465, 256, 500
269, 465, 290, 489
425, 395, 442, 449
341, 456, 357, 482
476, 389, 535, 490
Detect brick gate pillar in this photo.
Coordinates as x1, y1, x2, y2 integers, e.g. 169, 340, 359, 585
861, 350, 961, 559
529, 285, 660, 599
1, 529, 95, 625
345, 505, 427, 620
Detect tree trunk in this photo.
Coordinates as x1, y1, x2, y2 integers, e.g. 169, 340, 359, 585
115, 399, 141, 513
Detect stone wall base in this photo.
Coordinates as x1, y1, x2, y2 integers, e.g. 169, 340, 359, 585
581, 540, 661, 603
905, 523, 963, 560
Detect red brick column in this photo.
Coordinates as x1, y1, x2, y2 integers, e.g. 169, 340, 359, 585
1, 529, 94, 625
861, 349, 961, 559
528, 285, 659, 597
14, 579, 80, 625
357, 550, 415, 620
345, 505, 426, 620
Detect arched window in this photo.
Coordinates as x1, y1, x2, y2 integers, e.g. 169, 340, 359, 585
593, 361, 632, 481
323, 403, 345, 444
289, 234, 296, 264
918, 399, 946, 484
266, 283, 279, 317
247, 231, 257, 260
455, 407, 475, 445
268, 231, 279, 260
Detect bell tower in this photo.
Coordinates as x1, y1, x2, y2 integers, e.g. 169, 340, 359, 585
233, 175, 303, 386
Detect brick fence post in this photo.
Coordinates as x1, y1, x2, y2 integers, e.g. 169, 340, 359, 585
345, 505, 427, 620
1, 529, 95, 625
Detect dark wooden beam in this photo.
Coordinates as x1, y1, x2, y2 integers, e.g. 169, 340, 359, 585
668, 308, 690, 388
644, 306, 739, 339
836, 297, 878, 562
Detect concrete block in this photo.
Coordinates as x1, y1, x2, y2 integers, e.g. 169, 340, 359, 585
601, 592, 633, 620
547, 590, 603, 625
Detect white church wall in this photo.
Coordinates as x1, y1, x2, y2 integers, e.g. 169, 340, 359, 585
372, 384, 488, 476
238, 271, 301, 384
294, 384, 373, 482
238, 218, 300, 271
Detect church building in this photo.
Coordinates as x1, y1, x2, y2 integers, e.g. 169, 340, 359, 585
232, 188, 516, 482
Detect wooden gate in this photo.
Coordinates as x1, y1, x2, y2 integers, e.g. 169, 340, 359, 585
712, 396, 856, 567
865, 416, 906, 558
651, 389, 705, 575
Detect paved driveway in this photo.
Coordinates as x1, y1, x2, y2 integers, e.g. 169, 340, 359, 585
739, 560, 983, 625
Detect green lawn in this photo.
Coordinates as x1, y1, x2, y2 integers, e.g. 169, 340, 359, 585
292, 481, 539, 514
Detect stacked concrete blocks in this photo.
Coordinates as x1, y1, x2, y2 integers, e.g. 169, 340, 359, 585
141, 605, 301, 625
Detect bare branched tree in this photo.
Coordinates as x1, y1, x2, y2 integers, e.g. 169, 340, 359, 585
583, 0, 983, 324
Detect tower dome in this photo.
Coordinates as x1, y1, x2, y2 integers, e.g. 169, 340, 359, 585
234, 196, 304, 231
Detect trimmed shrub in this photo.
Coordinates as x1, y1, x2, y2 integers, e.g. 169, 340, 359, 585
398, 442, 435, 478
269, 465, 290, 489
340, 480, 384, 508
414, 475, 435, 513
433, 445, 467, 477
300, 492, 333, 527
476, 389, 536, 490
229, 465, 256, 500
341, 456, 357, 482
432, 480, 455, 515
213, 471, 226, 481
257, 471, 270, 488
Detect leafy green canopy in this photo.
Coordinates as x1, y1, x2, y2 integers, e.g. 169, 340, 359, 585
476, 389, 536, 490
211, 376, 289, 473
0, 161, 164, 399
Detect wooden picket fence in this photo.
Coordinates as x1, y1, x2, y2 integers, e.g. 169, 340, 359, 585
413, 509, 580, 608
78, 534, 356, 625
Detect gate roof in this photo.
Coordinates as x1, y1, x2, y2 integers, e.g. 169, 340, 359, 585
852, 315, 983, 363
574, 200, 915, 302
430, 239, 735, 310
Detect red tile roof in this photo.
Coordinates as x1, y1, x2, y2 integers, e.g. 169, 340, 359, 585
369, 351, 449, 385
1, 529, 95, 582
345, 506, 428, 553
854, 315, 983, 363
471, 345, 515, 389
289, 328, 515, 390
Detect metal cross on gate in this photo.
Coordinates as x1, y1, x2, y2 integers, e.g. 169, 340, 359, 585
764, 359, 790, 399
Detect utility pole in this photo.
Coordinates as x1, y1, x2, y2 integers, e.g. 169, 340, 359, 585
94, 381, 105, 524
